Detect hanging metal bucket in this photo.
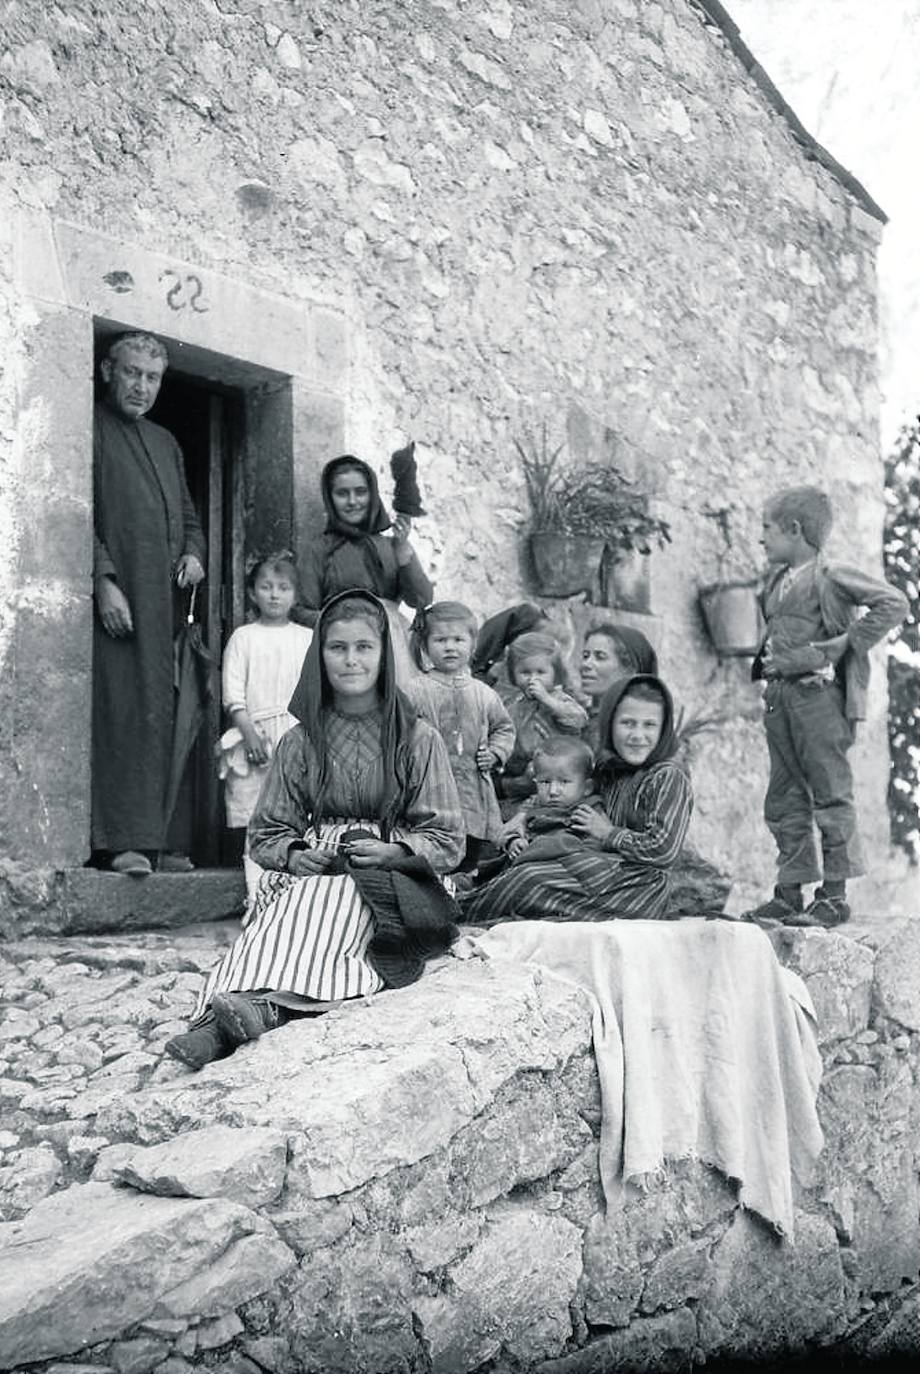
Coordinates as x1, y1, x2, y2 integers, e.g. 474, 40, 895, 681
699, 579, 764, 657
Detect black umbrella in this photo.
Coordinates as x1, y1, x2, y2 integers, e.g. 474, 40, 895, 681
164, 588, 219, 834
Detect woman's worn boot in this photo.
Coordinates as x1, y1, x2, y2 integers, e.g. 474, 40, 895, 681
164, 1015, 233, 1070
211, 991, 282, 1047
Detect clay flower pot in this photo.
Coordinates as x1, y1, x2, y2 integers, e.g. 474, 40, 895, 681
529, 532, 606, 597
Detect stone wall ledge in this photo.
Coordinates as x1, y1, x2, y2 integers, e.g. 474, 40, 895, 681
0, 920, 918, 1372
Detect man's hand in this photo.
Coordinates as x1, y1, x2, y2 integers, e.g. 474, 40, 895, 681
570, 805, 615, 843
175, 554, 205, 588
96, 578, 133, 637
288, 847, 338, 876
346, 838, 407, 868
506, 834, 527, 858
476, 744, 498, 776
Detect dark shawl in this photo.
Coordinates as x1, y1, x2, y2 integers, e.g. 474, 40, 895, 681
91, 402, 206, 851
288, 589, 459, 986
594, 673, 679, 783
288, 589, 417, 839
321, 455, 391, 579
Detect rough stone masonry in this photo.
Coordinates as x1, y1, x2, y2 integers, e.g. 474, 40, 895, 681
0, 0, 907, 916
1, 915, 920, 1370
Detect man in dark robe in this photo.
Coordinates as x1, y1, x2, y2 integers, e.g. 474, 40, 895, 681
92, 332, 206, 875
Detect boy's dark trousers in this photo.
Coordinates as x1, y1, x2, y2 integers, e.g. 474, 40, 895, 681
762, 679, 866, 885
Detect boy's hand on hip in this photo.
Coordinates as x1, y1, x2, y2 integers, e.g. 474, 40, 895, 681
96, 578, 133, 637
811, 632, 849, 666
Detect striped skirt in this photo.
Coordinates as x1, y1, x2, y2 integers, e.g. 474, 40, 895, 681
461, 848, 672, 926
193, 820, 385, 1019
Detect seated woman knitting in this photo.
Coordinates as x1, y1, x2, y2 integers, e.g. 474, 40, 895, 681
461, 674, 692, 925
166, 590, 465, 1070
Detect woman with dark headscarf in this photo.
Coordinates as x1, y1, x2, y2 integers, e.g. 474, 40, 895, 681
579, 623, 659, 749
297, 455, 434, 680
461, 673, 692, 925
166, 590, 464, 1070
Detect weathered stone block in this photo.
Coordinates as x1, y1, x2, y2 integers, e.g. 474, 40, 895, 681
447, 1071, 591, 1207
873, 918, 920, 1031
114, 1126, 288, 1210
96, 962, 592, 1196
640, 1236, 711, 1313
535, 1307, 698, 1373
582, 1159, 737, 1326
267, 1198, 355, 1256
816, 1059, 920, 1292
0, 1182, 294, 1367
413, 1206, 582, 1371
106, 1336, 169, 1374
286, 1232, 418, 1374
695, 1209, 847, 1358
770, 927, 874, 1044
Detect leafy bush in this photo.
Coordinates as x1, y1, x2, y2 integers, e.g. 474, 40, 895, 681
884, 417, 920, 861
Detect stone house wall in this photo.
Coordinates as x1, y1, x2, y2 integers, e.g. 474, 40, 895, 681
2, 919, 920, 1369
0, 0, 898, 911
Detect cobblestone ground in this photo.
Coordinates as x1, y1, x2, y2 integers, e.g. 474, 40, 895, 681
0, 922, 239, 1221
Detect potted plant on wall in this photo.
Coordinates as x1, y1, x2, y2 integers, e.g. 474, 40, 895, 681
516, 426, 671, 599
697, 506, 765, 657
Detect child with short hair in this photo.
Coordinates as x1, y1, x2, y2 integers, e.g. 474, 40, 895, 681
408, 602, 515, 869
501, 736, 600, 864
218, 552, 313, 903
496, 631, 588, 813
746, 485, 907, 927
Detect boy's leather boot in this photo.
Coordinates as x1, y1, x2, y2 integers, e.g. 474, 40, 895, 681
743, 885, 806, 924
804, 889, 851, 926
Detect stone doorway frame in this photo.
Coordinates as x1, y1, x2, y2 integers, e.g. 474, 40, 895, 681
8, 213, 345, 872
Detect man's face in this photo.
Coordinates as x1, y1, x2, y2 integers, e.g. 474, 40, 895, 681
101, 344, 166, 419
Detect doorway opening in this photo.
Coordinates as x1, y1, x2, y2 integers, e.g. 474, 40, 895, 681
92, 323, 295, 869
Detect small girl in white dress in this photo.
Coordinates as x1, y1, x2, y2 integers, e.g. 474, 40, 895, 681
218, 552, 312, 902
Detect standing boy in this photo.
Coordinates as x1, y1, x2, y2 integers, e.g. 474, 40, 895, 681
746, 486, 907, 926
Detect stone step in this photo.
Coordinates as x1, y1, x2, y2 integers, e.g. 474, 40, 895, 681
47, 869, 245, 938
62, 869, 246, 936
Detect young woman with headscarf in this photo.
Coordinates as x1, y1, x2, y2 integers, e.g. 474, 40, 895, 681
166, 590, 464, 1070
295, 455, 433, 681
461, 673, 692, 925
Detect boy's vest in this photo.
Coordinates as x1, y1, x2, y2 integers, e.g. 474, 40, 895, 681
762, 564, 828, 654
756, 562, 869, 722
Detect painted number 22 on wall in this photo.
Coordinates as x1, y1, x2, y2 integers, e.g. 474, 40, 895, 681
160, 269, 209, 314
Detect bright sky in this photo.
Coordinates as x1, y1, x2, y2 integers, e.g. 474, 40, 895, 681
728, 0, 920, 444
